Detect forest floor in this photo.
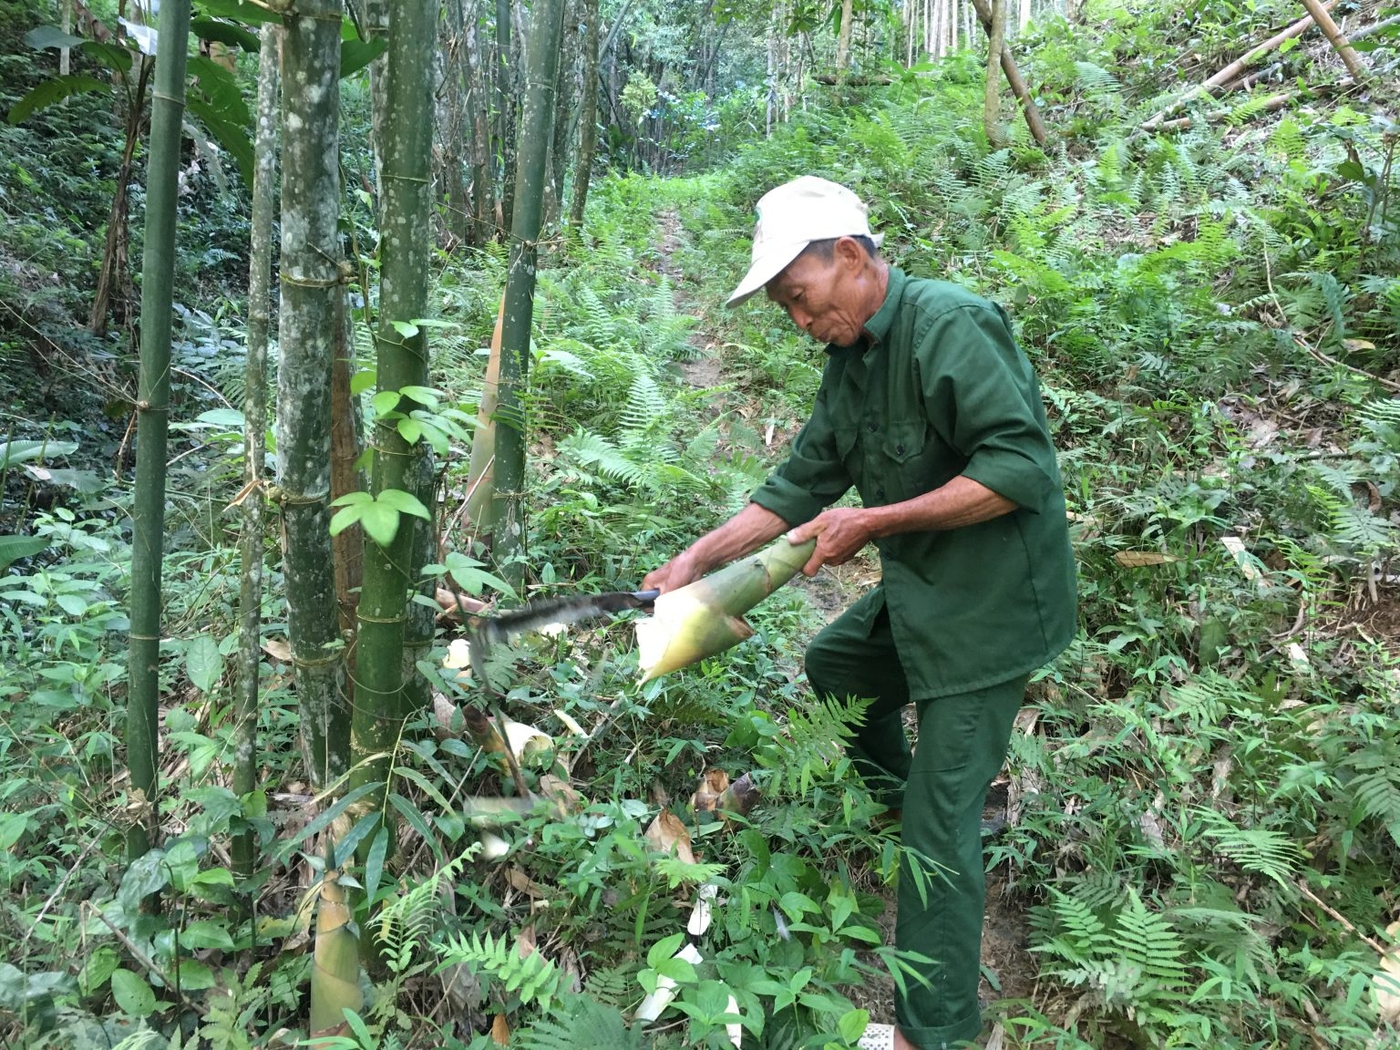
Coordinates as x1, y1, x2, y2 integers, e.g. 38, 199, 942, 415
653, 206, 1042, 1042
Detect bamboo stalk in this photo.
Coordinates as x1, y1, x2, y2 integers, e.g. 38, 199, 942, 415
636, 538, 815, 681
1298, 0, 1367, 82
1141, 3, 1336, 131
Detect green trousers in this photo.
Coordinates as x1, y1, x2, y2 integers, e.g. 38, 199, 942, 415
806, 588, 1026, 1050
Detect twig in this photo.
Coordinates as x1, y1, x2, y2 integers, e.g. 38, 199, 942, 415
1294, 335, 1400, 394
1296, 878, 1389, 954
88, 903, 203, 1013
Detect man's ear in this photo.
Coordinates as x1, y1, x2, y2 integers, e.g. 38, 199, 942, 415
834, 235, 866, 271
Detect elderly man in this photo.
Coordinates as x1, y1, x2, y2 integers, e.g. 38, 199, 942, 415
643, 176, 1076, 1050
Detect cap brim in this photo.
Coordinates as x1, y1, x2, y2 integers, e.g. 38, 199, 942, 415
724, 241, 809, 308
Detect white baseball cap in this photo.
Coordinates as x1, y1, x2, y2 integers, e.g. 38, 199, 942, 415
725, 176, 883, 308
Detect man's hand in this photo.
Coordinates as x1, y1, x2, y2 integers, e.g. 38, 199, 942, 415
786, 507, 874, 576
641, 550, 707, 595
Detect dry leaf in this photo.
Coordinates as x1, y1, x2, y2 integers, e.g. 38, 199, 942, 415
692, 769, 731, 813
644, 810, 696, 864
1375, 921, 1400, 1024
1220, 536, 1264, 587
506, 867, 545, 897
491, 1013, 510, 1045
1113, 550, 1179, 567
261, 637, 293, 662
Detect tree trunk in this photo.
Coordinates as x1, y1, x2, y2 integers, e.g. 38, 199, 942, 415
983, 0, 1007, 147
466, 0, 496, 246
835, 0, 855, 72
970, 0, 1049, 144
441, 0, 472, 248
125, 0, 190, 864
491, 0, 566, 589
233, 21, 280, 882
351, 0, 436, 826
495, 0, 515, 234
278, 0, 350, 791
568, 0, 599, 229
365, 0, 390, 200
544, 0, 578, 229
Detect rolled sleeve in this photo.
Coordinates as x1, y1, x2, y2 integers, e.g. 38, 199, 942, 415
750, 382, 851, 526
920, 303, 1059, 514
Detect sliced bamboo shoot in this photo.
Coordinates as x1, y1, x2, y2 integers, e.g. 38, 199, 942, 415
636, 538, 815, 681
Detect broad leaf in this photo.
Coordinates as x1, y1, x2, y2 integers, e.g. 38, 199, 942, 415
185, 635, 223, 693
358, 501, 399, 547
195, 0, 283, 25
187, 55, 251, 125
8, 75, 109, 124
0, 439, 78, 466
190, 17, 261, 51
376, 489, 430, 518
110, 969, 156, 1016
0, 536, 49, 572
185, 94, 254, 187
23, 26, 87, 49
340, 37, 387, 78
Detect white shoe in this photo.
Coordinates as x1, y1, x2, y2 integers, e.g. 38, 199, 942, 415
858, 1023, 896, 1049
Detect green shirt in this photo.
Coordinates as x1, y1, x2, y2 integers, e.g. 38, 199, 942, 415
750, 267, 1077, 697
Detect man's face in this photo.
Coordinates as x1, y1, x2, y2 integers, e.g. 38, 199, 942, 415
765, 244, 866, 348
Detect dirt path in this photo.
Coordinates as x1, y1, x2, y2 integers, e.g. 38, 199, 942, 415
651, 207, 1039, 1040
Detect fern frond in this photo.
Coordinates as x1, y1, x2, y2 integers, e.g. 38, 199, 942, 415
1193, 808, 1301, 888
1115, 891, 1190, 983
435, 930, 567, 1013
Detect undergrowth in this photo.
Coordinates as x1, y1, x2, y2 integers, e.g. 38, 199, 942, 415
3, 0, 1400, 1047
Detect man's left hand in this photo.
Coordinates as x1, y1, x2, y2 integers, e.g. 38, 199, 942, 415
787, 508, 874, 576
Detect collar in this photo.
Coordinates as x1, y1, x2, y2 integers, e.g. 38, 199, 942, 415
826, 266, 905, 356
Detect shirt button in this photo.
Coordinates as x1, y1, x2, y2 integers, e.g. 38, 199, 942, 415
876, 488, 886, 500
896, 444, 905, 454
867, 422, 878, 432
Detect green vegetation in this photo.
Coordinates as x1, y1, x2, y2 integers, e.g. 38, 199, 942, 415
2, 0, 1400, 1047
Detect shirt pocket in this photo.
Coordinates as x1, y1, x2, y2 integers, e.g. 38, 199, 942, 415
879, 420, 930, 503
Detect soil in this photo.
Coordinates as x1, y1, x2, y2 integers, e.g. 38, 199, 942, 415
653, 209, 1038, 1044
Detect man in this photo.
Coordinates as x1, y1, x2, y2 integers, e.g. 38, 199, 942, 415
642, 176, 1077, 1050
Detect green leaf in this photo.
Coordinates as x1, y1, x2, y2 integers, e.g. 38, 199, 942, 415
340, 37, 387, 78
359, 501, 400, 547
351, 368, 377, 396
173, 959, 217, 991
0, 439, 79, 467
110, 969, 156, 1016
184, 94, 254, 187
80, 39, 134, 72
185, 634, 223, 693
372, 390, 402, 415
390, 319, 420, 338
179, 920, 237, 951
376, 489, 430, 519
397, 418, 423, 445
647, 932, 687, 969
363, 826, 389, 906
8, 73, 110, 124
838, 1008, 870, 1043
190, 17, 262, 51
331, 491, 374, 508
196, 408, 246, 428
0, 536, 49, 571
399, 385, 440, 408
24, 26, 88, 49
188, 55, 251, 125
195, 0, 283, 25
329, 505, 364, 537
79, 945, 121, 995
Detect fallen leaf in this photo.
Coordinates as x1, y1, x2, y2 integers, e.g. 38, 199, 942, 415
1113, 550, 1179, 567
261, 637, 293, 662
644, 809, 696, 864
692, 769, 730, 813
491, 1013, 510, 1045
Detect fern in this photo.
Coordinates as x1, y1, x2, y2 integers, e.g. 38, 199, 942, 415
1193, 808, 1301, 888
1116, 890, 1190, 983
435, 930, 568, 1013
754, 694, 869, 797
510, 997, 643, 1050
